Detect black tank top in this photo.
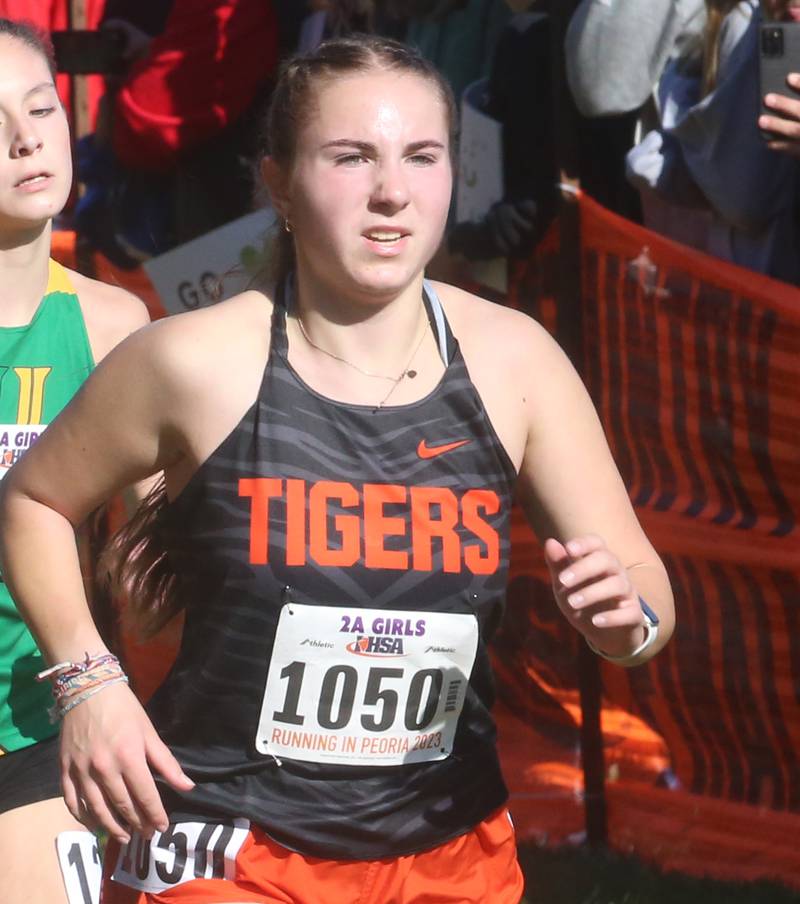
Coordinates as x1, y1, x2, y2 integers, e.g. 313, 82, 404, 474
150, 280, 518, 859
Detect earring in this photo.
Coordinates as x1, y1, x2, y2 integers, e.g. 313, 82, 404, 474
284, 218, 293, 234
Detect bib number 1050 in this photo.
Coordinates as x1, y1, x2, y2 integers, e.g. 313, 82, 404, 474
256, 603, 479, 765
273, 661, 444, 732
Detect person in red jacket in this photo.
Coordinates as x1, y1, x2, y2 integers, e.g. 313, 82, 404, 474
76, 0, 279, 264
111, 0, 278, 173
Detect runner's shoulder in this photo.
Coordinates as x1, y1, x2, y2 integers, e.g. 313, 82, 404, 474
430, 280, 563, 367
67, 269, 150, 362
114, 287, 274, 395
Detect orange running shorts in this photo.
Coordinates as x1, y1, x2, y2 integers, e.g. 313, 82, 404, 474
101, 805, 524, 904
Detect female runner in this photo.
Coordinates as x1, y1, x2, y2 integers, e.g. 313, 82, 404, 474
0, 35, 673, 904
0, 18, 149, 904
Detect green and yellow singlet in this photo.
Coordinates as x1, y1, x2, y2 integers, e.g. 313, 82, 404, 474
0, 260, 94, 754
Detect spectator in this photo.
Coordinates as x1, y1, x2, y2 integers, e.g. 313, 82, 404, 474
448, 3, 553, 262
565, 0, 706, 120
296, 0, 376, 52
404, 0, 512, 102
626, 1, 800, 284
372, 0, 411, 38
486, 4, 554, 251
272, 0, 309, 53
76, 0, 280, 266
563, 0, 708, 220
758, 0, 800, 153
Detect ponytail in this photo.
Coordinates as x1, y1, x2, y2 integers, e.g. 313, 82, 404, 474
99, 479, 182, 638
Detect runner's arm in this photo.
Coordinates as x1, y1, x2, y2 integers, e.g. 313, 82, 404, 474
0, 320, 197, 843
514, 320, 674, 665
71, 274, 160, 517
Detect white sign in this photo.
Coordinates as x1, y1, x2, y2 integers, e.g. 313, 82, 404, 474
455, 78, 507, 292
456, 78, 504, 223
143, 207, 277, 315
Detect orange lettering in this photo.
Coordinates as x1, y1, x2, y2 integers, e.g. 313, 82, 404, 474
309, 481, 360, 566
364, 483, 409, 569
410, 486, 461, 572
461, 489, 500, 574
240, 477, 504, 574
239, 478, 283, 565
286, 478, 307, 566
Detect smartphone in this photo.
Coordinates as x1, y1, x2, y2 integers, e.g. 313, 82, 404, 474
51, 29, 126, 75
759, 21, 800, 140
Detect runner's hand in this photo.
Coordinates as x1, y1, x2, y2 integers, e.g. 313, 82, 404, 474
60, 681, 194, 844
544, 535, 645, 658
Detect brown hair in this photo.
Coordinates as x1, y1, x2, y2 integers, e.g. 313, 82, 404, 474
99, 478, 178, 638
700, 0, 742, 97
0, 18, 57, 79
262, 34, 458, 286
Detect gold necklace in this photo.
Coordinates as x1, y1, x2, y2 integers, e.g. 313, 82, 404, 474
295, 308, 429, 407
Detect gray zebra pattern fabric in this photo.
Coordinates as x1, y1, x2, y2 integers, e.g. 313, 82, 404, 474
148, 281, 518, 859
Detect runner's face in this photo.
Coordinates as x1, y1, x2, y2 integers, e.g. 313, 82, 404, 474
0, 36, 71, 232
285, 69, 452, 301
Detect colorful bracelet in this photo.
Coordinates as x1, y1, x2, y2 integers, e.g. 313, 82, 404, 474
36, 651, 118, 683
51, 659, 125, 697
55, 675, 129, 720
37, 651, 129, 721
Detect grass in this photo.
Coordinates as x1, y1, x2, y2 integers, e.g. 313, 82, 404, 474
517, 843, 800, 904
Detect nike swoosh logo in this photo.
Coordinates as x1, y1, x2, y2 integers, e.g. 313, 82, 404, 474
417, 439, 471, 459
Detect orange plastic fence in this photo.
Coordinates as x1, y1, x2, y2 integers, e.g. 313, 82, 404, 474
50, 231, 167, 321
500, 194, 800, 888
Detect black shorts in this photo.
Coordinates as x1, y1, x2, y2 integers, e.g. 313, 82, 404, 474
0, 733, 62, 815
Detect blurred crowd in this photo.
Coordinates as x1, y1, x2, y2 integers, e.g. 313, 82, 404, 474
568, 0, 800, 284
4, 0, 800, 285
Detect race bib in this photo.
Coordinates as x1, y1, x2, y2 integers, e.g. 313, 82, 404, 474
57, 832, 101, 904
0, 423, 46, 480
111, 819, 249, 894
256, 603, 479, 766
